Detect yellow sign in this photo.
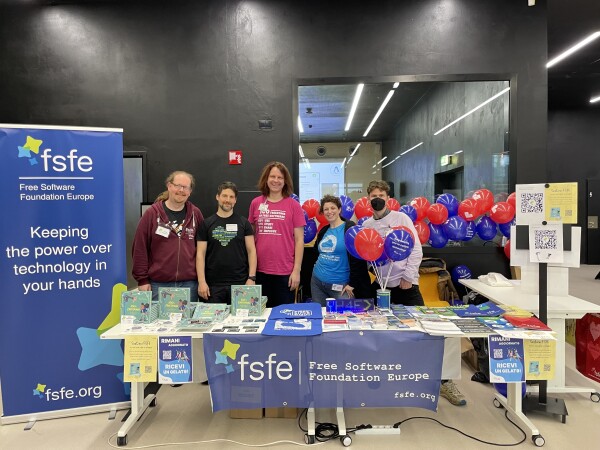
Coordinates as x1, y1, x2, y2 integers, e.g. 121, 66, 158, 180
524, 339, 556, 380
545, 182, 577, 224
124, 335, 158, 382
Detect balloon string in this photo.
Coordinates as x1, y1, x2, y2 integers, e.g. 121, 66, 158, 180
383, 261, 393, 291
371, 261, 382, 288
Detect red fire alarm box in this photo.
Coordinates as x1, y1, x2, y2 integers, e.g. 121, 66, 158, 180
229, 150, 242, 165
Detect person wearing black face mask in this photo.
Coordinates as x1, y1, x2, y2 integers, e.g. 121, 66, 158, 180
363, 180, 468, 407
362, 180, 424, 306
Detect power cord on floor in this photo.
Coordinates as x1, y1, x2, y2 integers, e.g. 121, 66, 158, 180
392, 410, 527, 446
108, 432, 324, 448
297, 407, 527, 446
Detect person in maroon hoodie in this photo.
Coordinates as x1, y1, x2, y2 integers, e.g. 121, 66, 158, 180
132, 171, 204, 302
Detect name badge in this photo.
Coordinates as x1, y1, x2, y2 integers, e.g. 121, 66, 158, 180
259, 203, 268, 213
332, 284, 343, 292
226, 223, 238, 232
155, 226, 170, 238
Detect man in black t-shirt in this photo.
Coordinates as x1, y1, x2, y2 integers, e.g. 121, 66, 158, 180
196, 181, 257, 304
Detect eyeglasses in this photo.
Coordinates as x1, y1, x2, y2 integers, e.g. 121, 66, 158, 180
170, 183, 192, 192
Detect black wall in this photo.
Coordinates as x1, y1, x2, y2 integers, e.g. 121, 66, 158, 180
548, 109, 600, 263
0, 0, 548, 219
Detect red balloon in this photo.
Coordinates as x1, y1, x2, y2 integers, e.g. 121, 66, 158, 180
490, 202, 515, 224
426, 203, 449, 225
354, 196, 373, 219
472, 189, 494, 213
317, 221, 327, 232
354, 228, 384, 261
392, 225, 415, 242
413, 220, 430, 244
302, 199, 320, 219
316, 211, 328, 224
504, 239, 511, 259
386, 198, 401, 211
458, 198, 479, 221
409, 197, 431, 221
507, 192, 516, 209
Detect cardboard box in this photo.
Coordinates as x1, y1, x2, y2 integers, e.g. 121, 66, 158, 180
264, 407, 298, 419
229, 408, 263, 419
462, 348, 479, 372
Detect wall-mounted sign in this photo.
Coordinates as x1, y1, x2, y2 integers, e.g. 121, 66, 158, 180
229, 150, 242, 165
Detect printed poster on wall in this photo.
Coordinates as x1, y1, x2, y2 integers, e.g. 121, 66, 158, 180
0, 125, 128, 419
158, 336, 193, 384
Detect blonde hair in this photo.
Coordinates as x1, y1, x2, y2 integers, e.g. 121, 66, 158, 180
154, 171, 195, 202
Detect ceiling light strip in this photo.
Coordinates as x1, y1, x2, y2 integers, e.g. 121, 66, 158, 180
433, 87, 510, 136
298, 145, 305, 158
345, 83, 365, 131
381, 160, 395, 168
590, 95, 600, 103
376, 156, 387, 165
363, 90, 395, 137
400, 142, 423, 156
297, 116, 304, 133
547, 31, 600, 68
350, 143, 361, 156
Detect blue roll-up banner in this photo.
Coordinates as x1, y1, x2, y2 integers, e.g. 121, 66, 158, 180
0, 125, 129, 420
204, 331, 444, 412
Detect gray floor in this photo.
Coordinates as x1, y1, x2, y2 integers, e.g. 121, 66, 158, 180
2, 266, 600, 450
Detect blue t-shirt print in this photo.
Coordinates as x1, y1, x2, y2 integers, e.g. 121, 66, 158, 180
314, 225, 350, 285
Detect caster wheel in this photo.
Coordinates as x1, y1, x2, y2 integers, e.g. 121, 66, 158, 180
532, 434, 545, 447
590, 392, 600, 403
493, 398, 503, 409
117, 435, 128, 446
150, 398, 157, 407
304, 433, 315, 444
340, 435, 352, 447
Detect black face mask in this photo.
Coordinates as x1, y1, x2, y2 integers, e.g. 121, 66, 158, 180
370, 197, 386, 212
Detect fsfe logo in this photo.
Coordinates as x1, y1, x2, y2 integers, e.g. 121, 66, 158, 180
17, 135, 93, 172
32, 382, 102, 401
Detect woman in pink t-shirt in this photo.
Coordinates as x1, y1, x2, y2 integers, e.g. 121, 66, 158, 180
248, 162, 306, 307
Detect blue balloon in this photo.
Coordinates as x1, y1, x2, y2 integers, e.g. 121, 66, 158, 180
400, 204, 417, 222
451, 265, 472, 284
290, 193, 300, 203
463, 220, 476, 241
304, 219, 317, 244
499, 218, 516, 238
436, 193, 459, 216
384, 229, 415, 262
476, 216, 498, 241
428, 223, 448, 248
339, 195, 355, 220
442, 216, 468, 240
357, 216, 369, 227
344, 225, 363, 259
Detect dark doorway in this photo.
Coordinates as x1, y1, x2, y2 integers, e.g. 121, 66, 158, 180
434, 167, 464, 200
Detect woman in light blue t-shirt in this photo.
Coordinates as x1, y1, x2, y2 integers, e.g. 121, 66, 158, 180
310, 195, 370, 306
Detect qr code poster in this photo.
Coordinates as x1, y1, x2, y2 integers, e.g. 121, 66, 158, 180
528, 224, 564, 264
516, 184, 545, 225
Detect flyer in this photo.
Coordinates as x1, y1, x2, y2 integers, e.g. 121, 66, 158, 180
488, 335, 525, 383
524, 339, 556, 380
158, 336, 193, 384
124, 335, 158, 382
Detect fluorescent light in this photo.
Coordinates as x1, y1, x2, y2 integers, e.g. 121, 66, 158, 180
303, 158, 311, 169
376, 156, 387, 165
453, 150, 463, 154
345, 156, 353, 168
400, 142, 423, 156
547, 31, 600, 68
393, 82, 400, 89
434, 87, 510, 136
381, 160, 395, 168
345, 83, 365, 131
298, 145, 305, 158
590, 95, 600, 103
350, 143, 361, 156
363, 90, 395, 137
340, 157, 347, 167
372, 163, 377, 168
297, 116, 304, 133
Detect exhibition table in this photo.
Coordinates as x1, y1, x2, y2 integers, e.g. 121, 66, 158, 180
460, 278, 600, 398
